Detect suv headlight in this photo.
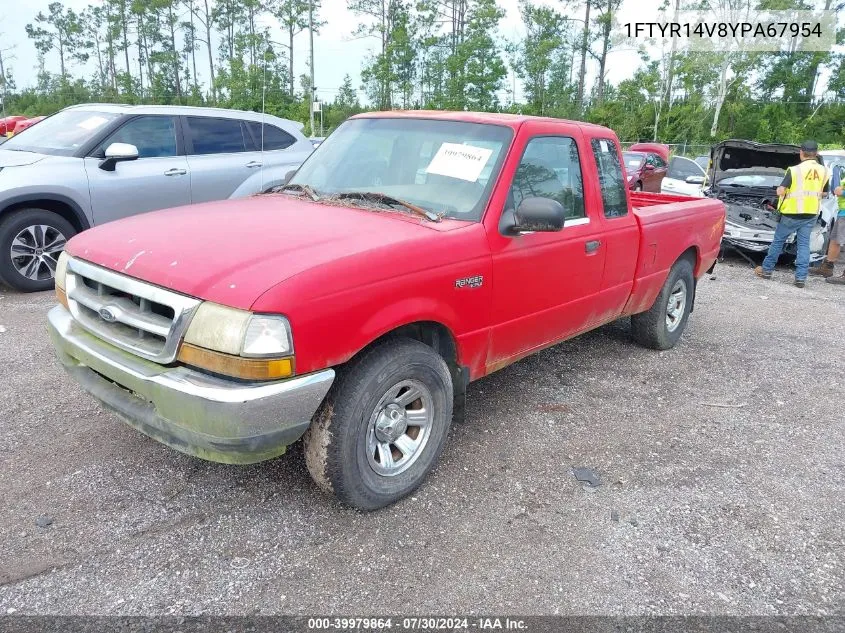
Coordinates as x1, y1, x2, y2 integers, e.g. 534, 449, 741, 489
180, 302, 294, 381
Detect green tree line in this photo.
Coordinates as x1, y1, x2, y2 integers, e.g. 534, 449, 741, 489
0, 0, 842, 144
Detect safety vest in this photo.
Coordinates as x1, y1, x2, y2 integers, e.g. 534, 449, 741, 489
833, 165, 845, 215
780, 159, 827, 215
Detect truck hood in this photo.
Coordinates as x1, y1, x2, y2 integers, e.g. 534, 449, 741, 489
66, 195, 471, 310
0, 149, 48, 168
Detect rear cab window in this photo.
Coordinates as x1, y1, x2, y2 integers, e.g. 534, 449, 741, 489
591, 138, 629, 218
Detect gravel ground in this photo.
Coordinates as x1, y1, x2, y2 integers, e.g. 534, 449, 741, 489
0, 258, 843, 616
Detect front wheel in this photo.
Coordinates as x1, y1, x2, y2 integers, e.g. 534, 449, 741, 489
303, 338, 454, 511
0, 209, 75, 292
631, 258, 695, 350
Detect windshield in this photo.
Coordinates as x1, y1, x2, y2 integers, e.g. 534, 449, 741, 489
718, 173, 784, 188
667, 157, 705, 180
623, 152, 645, 170
289, 117, 513, 221
2, 110, 120, 156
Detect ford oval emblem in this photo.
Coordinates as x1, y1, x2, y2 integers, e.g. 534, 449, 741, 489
99, 307, 117, 322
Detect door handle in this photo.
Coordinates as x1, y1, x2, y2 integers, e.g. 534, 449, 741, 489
164, 168, 187, 176
585, 240, 601, 254
246, 161, 263, 168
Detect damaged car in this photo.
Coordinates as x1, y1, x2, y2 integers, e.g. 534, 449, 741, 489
705, 139, 834, 262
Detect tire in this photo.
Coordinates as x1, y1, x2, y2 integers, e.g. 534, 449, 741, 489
631, 257, 695, 350
0, 209, 75, 292
303, 337, 454, 511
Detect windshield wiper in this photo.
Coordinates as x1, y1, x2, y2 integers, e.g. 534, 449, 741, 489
334, 191, 441, 222
276, 183, 320, 201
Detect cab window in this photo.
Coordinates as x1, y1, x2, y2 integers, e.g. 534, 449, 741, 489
97, 116, 178, 158
510, 136, 585, 220
591, 138, 628, 218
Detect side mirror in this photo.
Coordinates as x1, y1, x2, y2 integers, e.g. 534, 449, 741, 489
685, 175, 705, 185
500, 197, 565, 235
99, 142, 139, 171
283, 169, 296, 185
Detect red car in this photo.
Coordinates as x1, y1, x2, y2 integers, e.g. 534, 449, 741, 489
623, 149, 669, 191
629, 142, 670, 163
0, 115, 28, 137
11, 116, 46, 134
49, 111, 725, 510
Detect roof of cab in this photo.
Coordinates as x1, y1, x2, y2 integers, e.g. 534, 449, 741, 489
352, 110, 615, 135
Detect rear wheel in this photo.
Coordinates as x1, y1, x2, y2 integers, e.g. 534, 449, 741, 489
303, 337, 454, 511
0, 209, 75, 292
631, 258, 695, 350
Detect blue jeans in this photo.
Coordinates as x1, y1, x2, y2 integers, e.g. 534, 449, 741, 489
762, 216, 816, 280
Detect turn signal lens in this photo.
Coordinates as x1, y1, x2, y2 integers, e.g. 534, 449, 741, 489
242, 315, 293, 357
177, 343, 294, 381
55, 251, 69, 290
56, 286, 69, 309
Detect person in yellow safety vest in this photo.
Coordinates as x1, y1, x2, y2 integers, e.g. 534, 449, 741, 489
809, 160, 845, 284
755, 140, 829, 288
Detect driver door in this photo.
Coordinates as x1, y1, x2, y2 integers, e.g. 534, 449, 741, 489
485, 128, 606, 367
84, 115, 191, 225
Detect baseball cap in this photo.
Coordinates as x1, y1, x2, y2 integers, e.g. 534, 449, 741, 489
800, 140, 818, 152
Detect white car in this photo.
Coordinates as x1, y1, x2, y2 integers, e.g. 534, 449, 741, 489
661, 155, 707, 197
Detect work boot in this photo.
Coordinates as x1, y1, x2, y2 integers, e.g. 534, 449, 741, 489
795, 279, 806, 288
754, 266, 772, 280
810, 260, 835, 277
826, 272, 845, 285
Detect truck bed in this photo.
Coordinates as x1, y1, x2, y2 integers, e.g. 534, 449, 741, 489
623, 191, 725, 316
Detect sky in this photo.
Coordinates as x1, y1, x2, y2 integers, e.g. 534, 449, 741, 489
0, 0, 649, 103
0, 0, 840, 104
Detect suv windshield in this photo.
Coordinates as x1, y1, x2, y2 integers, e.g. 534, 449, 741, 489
289, 117, 513, 221
2, 110, 120, 156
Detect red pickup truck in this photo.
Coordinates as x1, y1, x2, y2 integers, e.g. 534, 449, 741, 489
48, 112, 725, 510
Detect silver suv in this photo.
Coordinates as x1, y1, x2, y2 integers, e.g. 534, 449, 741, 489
0, 104, 313, 292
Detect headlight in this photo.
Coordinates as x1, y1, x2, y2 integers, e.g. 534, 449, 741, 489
181, 302, 294, 380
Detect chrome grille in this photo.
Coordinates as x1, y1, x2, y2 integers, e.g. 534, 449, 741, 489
65, 257, 201, 363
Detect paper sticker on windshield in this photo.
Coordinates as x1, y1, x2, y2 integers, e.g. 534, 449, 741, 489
77, 116, 109, 131
599, 139, 609, 153
425, 143, 493, 182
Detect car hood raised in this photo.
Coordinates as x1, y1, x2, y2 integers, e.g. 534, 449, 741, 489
66, 195, 471, 310
707, 139, 800, 187
0, 149, 48, 168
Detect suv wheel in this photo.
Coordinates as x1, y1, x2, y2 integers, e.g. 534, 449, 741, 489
0, 209, 75, 292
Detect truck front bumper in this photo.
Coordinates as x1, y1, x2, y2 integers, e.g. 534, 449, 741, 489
48, 305, 334, 465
